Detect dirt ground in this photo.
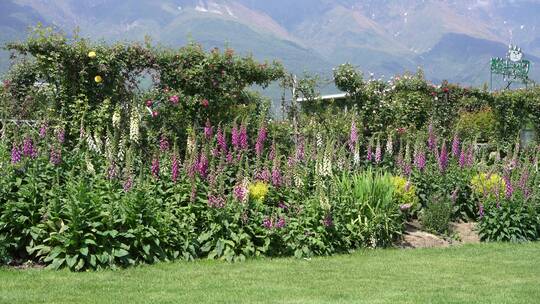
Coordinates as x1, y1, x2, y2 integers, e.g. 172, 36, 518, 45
398, 221, 480, 249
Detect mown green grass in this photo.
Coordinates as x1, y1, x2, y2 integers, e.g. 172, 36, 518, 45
1, 242, 539, 304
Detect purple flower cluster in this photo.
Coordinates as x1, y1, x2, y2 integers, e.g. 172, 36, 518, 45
57, 128, 65, 144
322, 213, 333, 227
171, 154, 180, 182
204, 120, 213, 140
295, 138, 305, 162
367, 144, 373, 162
231, 124, 240, 149
349, 121, 358, 151
503, 174, 513, 199
272, 165, 282, 187
196, 153, 209, 178
216, 126, 227, 154
123, 176, 133, 192
49, 148, 62, 165
459, 146, 467, 168
239, 125, 248, 150
269, 142, 276, 161
451, 134, 460, 158
518, 167, 530, 190
255, 168, 271, 182
39, 122, 48, 138
263, 216, 286, 229
255, 124, 267, 157
401, 161, 412, 176
208, 195, 226, 209
414, 148, 426, 171
11, 144, 21, 164
107, 163, 118, 180
159, 135, 169, 152
169, 95, 179, 104
437, 143, 448, 173
375, 141, 382, 164
151, 156, 160, 178
233, 183, 248, 202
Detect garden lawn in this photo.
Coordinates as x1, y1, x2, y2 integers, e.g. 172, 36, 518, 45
1, 242, 539, 304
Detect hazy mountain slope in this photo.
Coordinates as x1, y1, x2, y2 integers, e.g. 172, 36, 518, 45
418, 33, 540, 86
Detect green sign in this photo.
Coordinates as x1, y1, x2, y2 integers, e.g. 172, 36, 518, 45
490, 45, 530, 85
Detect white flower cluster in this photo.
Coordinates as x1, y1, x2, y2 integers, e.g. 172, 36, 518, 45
86, 132, 99, 153
316, 153, 332, 177
129, 108, 139, 143
85, 155, 95, 175
112, 107, 121, 129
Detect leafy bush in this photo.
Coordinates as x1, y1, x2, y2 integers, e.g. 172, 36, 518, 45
392, 176, 419, 211
456, 108, 498, 142
471, 172, 505, 198
420, 193, 453, 235
477, 194, 540, 242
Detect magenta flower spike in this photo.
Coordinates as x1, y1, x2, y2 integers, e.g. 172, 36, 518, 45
437, 142, 448, 173
272, 164, 282, 187
11, 143, 21, 164
49, 148, 62, 165
239, 124, 248, 150
216, 126, 227, 154
349, 120, 358, 151
375, 141, 382, 164
255, 124, 267, 157
451, 134, 460, 158
151, 156, 160, 178
414, 148, 426, 171
231, 124, 240, 149
171, 154, 180, 183
159, 135, 170, 152
39, 122, 48, 138
204, 119, 213, 140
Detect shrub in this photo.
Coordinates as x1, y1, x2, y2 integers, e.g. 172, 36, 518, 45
392, 176, 419, 211
420, 193, 453, 235
456, 108, 498, 142
477, 194, 540, 242
471, 172, 505, 198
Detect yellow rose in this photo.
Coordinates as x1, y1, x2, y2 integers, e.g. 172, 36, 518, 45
94, 75, 103, 83
88, 51, 96, 59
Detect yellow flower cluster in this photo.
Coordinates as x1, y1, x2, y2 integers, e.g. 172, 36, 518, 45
88, 51, 97, 59
94, 75, 103, 83
248, 181, 269, 201
471, 173, 505, 197
392, 176, 418, 207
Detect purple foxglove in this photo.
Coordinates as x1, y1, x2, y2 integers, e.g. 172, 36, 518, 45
451, 134, 460, 158
204, 119, 213, 140
438, 143, 448, 173
11, 144, 21, 164
151, 156, 160, 178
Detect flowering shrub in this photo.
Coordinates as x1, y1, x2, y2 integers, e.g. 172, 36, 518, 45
248, 182, 270, 202
392, 176, 419, 212
471, 173, 506, 198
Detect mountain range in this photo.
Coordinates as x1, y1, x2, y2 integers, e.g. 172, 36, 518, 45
2, 0, 540, 92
